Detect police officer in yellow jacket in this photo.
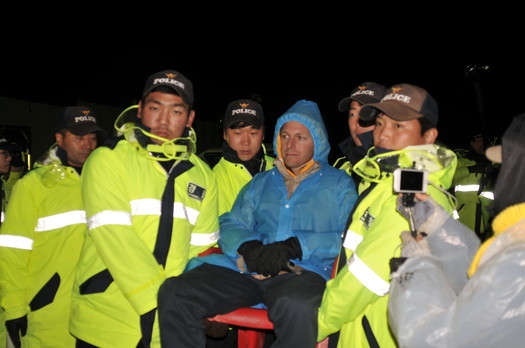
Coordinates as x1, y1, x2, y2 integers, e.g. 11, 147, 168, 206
213, 99, 274, 217
317, 84, 457, 347
0, 134, 27, 348
0, 135, 24, 226
452, 133, 499, 241
1, 135, 26, 227
69, 70, 219, 347
0, 106, 105, 348
205, 99, 275, 346
389, 114, 525, 347
332, 82, 386, 186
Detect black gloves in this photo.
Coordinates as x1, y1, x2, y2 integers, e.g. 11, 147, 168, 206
277, 237, 303, 261
251, 242, 290, 277
6, 315, 27, 348
255, 237, 303, 277
238, 237, 302, 277
237, 240, 264, 273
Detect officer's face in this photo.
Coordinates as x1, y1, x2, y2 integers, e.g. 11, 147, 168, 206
373, 113, 437, 150
471, 136, 485, 155
56, 131, 98, 167
348, 100, 374, 146
0, 149, 11, 174
138, 92, 195, 144
223, 125, 265, 162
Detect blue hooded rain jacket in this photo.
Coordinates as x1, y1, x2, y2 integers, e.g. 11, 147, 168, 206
187, 100, 357, 280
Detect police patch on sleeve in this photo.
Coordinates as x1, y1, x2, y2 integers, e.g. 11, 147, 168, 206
187, 182, 206, 201
360, 208, 375, 229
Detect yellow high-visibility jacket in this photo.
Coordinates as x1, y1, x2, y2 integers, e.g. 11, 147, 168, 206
452, 149, 498, 240
1, 168, 23, 348
0, 145, 85, 347
213, 154, 274, 216
1, 170, 22, 223
69, 134, 219, 348
318, 144, 457, 347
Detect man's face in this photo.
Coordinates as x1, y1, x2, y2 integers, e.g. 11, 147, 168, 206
373, 113, 434, 150
224, 125, 265, 162
56, 131, 98, 167
0, 149, 11, 174
348, 100, 374, 146
471, 136, 485, 155
138, 91, 195, 144
279, 121, 314, 175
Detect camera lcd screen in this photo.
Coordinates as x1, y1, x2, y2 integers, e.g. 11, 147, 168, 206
401, 171, 424, 191
393, 168, 428, 193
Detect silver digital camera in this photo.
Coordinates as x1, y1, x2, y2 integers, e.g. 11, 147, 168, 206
393, 168, 428, 194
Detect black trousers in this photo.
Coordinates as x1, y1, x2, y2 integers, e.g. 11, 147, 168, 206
158, 263, 326, 348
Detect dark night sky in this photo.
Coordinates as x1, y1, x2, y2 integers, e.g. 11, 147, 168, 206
2, 22, 523, 156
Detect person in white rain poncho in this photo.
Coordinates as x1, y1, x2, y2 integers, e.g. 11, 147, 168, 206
388, 113, 525, 348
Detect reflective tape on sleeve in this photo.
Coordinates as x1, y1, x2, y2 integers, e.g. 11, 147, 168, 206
0, 235, 34, 250
348, 253, 390, 296
35, 210, 87, 232
342, 229, 363, 251
131, 199, 161, 216
89, 210, 132, 230
454, 184, 480, 192
90, 199, 201, 230
174, 202, 199, 225
480, 191, 494, 200
191, 229, 220, 246
455, 185, 494, 200
131, 199, 200, 225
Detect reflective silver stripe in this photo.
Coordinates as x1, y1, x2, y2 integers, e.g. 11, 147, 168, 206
89, 199, 201, 230
174, 202, 199, 225
480, 192, 494, 200
191, 229, 219, 246
89, 210, 132, 229
131, 199, 160, 216
452, 210, 460, 220
342, 229, 363, 251
455, 184, 495, 200
35, 210, 87, 232
0, 235, 34, 250
454, 184, 480, 192
1, 211, 4, 223
348, 253, 390, 296
130, 199, 200, 225
454, 185, 494, 200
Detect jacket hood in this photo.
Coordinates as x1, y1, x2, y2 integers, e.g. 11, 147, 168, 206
33, 144, 79, 188
34, 143, 62, 168
353, 144, 457, 190
273, 100, 330, 163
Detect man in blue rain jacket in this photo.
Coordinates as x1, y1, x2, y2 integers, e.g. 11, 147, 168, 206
158, 99, 358, 348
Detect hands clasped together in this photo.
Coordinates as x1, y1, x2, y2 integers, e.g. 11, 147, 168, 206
237, 237, 303, 278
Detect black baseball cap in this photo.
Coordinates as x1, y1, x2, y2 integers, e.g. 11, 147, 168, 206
56, 106, 105, 136
142, 70, 194, 106
0, 135, 12, 151
223, 99, 265, 130
338, 82, 387, 112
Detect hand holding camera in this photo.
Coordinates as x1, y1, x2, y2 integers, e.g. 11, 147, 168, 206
393, 168, 428, 236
